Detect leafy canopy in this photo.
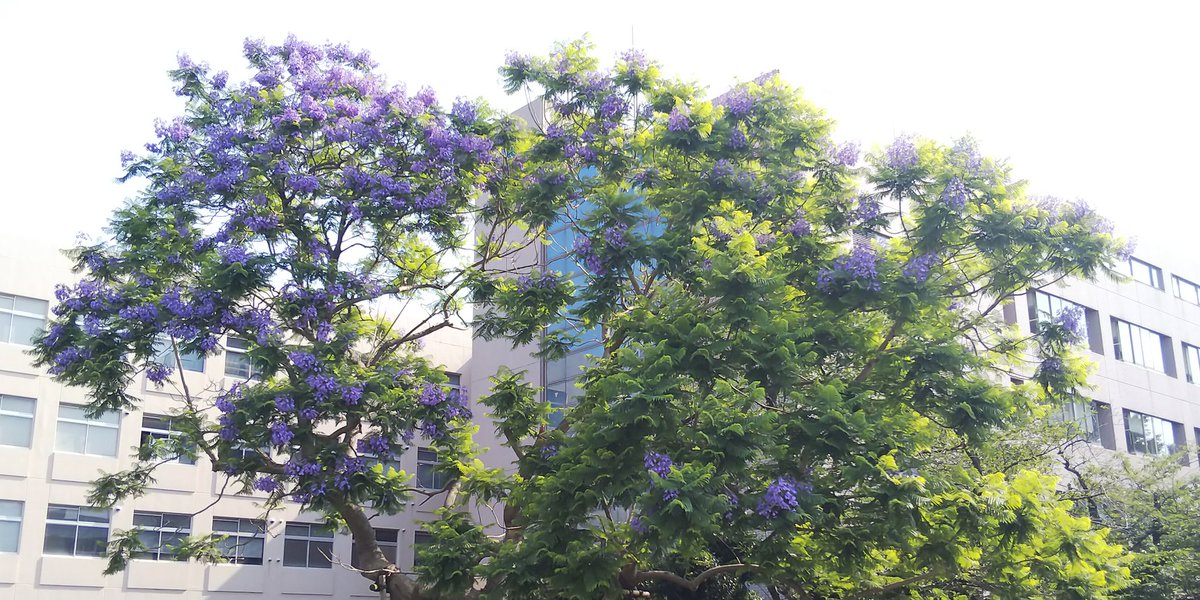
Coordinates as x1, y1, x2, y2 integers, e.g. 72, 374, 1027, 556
33, 37, 1133, 600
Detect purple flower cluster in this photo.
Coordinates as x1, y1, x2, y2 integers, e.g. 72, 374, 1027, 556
831, 141, 860, 167
902, 253, 938, 283
950, 135, 983, 174
603, 223, 629, 250
284, 458, 321, 477
572, 237, 604, 273
274, 395, 295, 412
516, 271, 559, 293
855, 198, 882, 222
49, 347, 92, 375
720, 88, 754, 116
1055, 306, 1086, 342
644, 451, 672, 478
940, 178, 968, 211
630, 516, 647, 534
885, 134, 919, 170
756, 476, 810, 518
1039, 357, 1064, 377
253, 476, 279, 493
306, 374, 339, 401
146, 364, 173, 385
419, 383, 446, 406
289, 351, 320, 373
817, 242, 881, 292
357, 435, 390, 455
787, 210, 812, 237
270, 421, 294, 446
667, 108, 690, 132
299, 407, 319, 421
620, 49, 648, 72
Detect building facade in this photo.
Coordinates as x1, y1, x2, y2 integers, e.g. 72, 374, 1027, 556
0, 236, 475, 599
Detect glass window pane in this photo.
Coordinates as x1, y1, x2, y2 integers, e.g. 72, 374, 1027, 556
43, 523, 76, 555
78, 508, 108, 524
283, 539, 308, 567
141, 415, 169, 430
0, 520, 19, 552
13, 297, 47, 315
0, 414, 32, 448
285, 523, 308, 537
75, 525, 109, 557
55, 422, 88, 454
242, 537, 264, 562
376, 528, 398, 543
58, 405, 87, 421
212, 518, 238, 533
132, 513, 160, 528
46, 505, 76, 521
1, 396, 34, 415
226, 337, 250, 350
9, 316, 43, 346
161, 514, 190, 530
84, 425, 119, 457
0, 295, 12, 310
135, 530, 161, 558
0, 500, 22, 520
309, 540, 333, 568
0, 314, 10, 342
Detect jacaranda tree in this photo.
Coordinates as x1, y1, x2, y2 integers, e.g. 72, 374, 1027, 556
34, 37, 1133, 599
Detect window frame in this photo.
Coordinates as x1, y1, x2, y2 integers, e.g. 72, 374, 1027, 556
0, 394, 35, 448
154, 336, 206, 373
55, 403, 120, 457
413, 530, 433, 568
282, 521, 335, 569
43, 504, 109, 557
0, 499, 22, 553
416, 447, 443, 490
1111, 317, 1168, 372
1174, 275, 1200, 305
0, 292, 47, 347
131, 511, 192, 561
1184, 343, 1200, 384
1127, 257, 1165, 290
1123, 409, 1180, 457
223, 337, 264, 380
140, 414, 196, 465
212, 517, 265, 565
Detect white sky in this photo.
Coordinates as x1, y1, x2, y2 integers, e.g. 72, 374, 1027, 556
2, 1, 1196, 271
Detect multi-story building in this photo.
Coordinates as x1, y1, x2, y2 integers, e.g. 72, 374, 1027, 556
1009, 254, 1200, 461
0, 235, 476, 599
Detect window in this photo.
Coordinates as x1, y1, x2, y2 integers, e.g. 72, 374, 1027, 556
283, 522, 334, 568
1111, 318, 1167, 372
43, 504, 109, 557
1124, 410, 1180, 457
413, 530, 433, 568
1127, 258, 1164, 289
132, 511, 191, 561
55, 404, 119, 456
0, 293, 47, 346
351, 527, 398, 569
0, 500, 22, 552
1174, 276, 1200, 305
213, 517, 264, 565
140, 414, 195, 464
154, 336, 205, 372
1185, 344, 1200, 384
1053, 398, 1101, 444
1031, 290, 1084, 325
365, 452, 403, 476
416, 448, 442, 490
224, 337, 264, 380
0, 395, 34, 448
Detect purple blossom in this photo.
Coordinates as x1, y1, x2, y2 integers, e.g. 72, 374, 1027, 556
662, 489, 680, 502
147, 364, 173, 385
270, 421, 293, 446
516, 272, 559, 292
274, 396, 295, 412
756, 476, 808, 518
667, 108, 690, 132
856, 198, 882, 222
644, 451, 672, 478
420, 383, 446, 406
721, 89, 753, 116
787, 210, 812, 237
950, 135, 983, 174
728, 127, 747, 149
885, 134, 918, 170
300, 407, 319, 421
289, 174, 319, 194
620, 49, 648, 71
940, 178, 968, 211
1054, 306, 1086, 342
902, 253, 938, 283
420, 421, 443, 439
356, 435, 390, 455
504, 52, 531, 71
630, 516, 647, 534
711, 159, 736, 179
540, 443, 559, 460
1118, 239, 1137, 262
600, 95, 626, 118
818, 242, 881, 292
284, 459, 321, 477
219, 245, 251, 265
604, 223, 629, 250
341, 383, 364, 405
451, 98, 478, 124
49, 347, 92, 375
118, 304, 159, 322
306, 374, 339, 401
253, 476, 279, 493
1039, 357, 1064, 377
832, 141, 860, 167
289, 351, 319, 373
